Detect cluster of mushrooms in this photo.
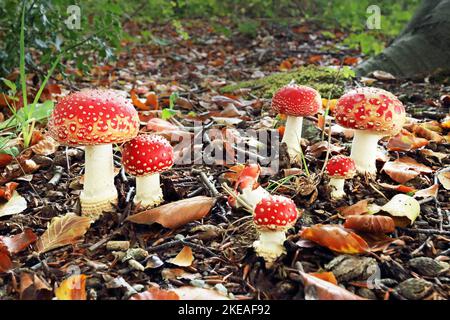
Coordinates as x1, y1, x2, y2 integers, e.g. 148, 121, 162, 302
48, 89, 174, 219
235, 83, 406, 264
46, 83, 406, 265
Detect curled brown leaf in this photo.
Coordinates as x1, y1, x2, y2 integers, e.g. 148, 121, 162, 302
343, 215, 395, 234
127, 196, 215, 229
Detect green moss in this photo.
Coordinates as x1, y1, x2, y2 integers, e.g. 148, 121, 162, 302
221, 65, 353, 98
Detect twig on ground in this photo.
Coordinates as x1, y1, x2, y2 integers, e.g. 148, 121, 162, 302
192, 169, 219, 197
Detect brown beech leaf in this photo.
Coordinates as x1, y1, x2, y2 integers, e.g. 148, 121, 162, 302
299, 224, 369, 254
168, 246, 194, 267
437, 171, 450, 190
0, 242, 13, 272
337, 199, 370, 217
378, 182, 416, 194
382, 156, 432, 184
146, 118, 179, 132
387, 129, 429, 152
306, 141, 344, 158
414, 184, 439, 199
343, 215, 395, 234
0, 182, 19, 201
30, 136, 59, 156
130, 89, 150, 111
55, 275, 87, 300
130, 286, 231, 300
0, 153, 13, 168
35, 213, 92, 253
298, 271, 366, 300
19, 272, 53, 300
127, 196, 215, 229
0, 228, 37, 254
309, 272, 338, 285
130, 287, 180, 300
409, 123, 445, 142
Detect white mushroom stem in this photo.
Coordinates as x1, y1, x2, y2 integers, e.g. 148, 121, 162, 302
80, 144, 118, 218
350, 130, 383, 175
282, 116, 303, 162
329, 178, 346, 200
134, 173, 163, 208
253, 230, 287, 263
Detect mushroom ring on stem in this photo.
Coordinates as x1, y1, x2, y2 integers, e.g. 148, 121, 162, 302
48, 89, 139, 219
272, 84, 321, 163
122, 134, 174, 209
325, 155, 356, 200
334, 87, 406, 175
253, 195, 300, 263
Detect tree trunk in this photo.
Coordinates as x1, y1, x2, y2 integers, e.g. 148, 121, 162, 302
354, 0, 450, 78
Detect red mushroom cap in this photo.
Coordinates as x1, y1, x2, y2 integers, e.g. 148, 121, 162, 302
326, 155, 356, 179
271, 84, 322, 117
334, 87, 405, 135
253, 195, 299, 231
48, 89, 140, 145
122, 134, 174, 176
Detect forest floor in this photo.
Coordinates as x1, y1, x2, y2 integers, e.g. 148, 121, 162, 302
0, 19, 449, 300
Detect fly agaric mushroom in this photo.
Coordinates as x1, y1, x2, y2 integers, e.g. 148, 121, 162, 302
272, 84, 321, 162
122, 134, 174, 208
253, 195, 300, 263
334, 87, 406, 175
48, 89, 139, 218
326, 155, 356, 200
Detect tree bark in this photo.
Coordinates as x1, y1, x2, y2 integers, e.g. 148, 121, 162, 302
355, 0, 450, 78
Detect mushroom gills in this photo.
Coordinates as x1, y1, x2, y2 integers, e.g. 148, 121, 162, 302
329, 178, 346, 200
134, 173, 163, 208
350, 130, 383, 175
80, 144, 118, 218
253, 230, 287, 263
281, 116, 303, 162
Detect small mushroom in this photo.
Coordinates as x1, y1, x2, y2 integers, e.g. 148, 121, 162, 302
48, 89, 140, 219
252, 195, 300, 263
122, 134, 174, 209
334, 87, 406, 175
326, 155, 356, 200
272, 84, 321, 163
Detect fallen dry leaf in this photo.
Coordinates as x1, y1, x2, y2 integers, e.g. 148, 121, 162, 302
19, 272, 53, 300
0, 242, 13, 272
343, 215, 395, 234
130, 287, 180, 300
0, 191, 27, 218
381, 194, 421, 225
409, 123, 445, 143
130, 286, 231, 300
437, 171, 450, 190
146, 118, 179, 132
0, 182, 19, 201
0, 153, 13, 168
378, 182, 416, 194
309, 272, 338, 285
306, 141, 345, 158
35, 213, 92, 253
414, 184, 439, 199
168, 246, 194, 267
337, 199, 370, 217
130, 89, 150, 111
0, 228, 37, 254
298, 271, 366, 300
55, 275, 87, 300
30, 136, 59, 156
127, 196, 215, 229
387, 129, 429, 152
382, 156, 432, 184
300, 224, 369, 254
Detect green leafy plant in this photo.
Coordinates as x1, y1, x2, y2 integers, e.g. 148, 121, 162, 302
161, 92, 179, 120
1, 2, 60, 148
